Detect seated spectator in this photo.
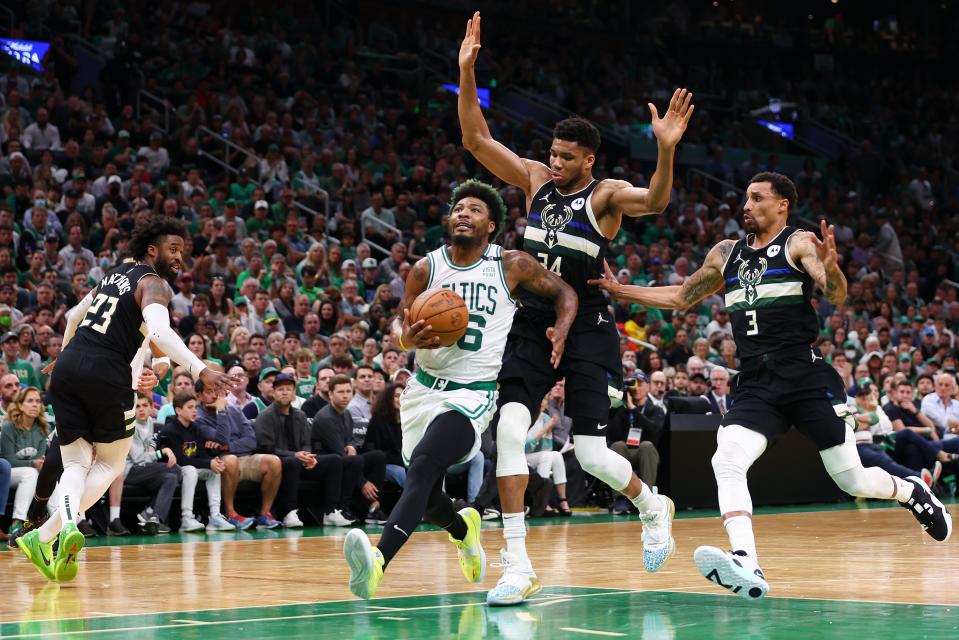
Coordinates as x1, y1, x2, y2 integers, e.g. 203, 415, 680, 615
705, 368, 731, 415
157, 371, 197, 424
0, 387, 49, 535
366, 381, 406, 488
158, 392, 236, 533
687, 371, 709, 397
920, 373, 959, 440
194, 379, 287, 529
255, 373, 353, 526
608, 372, 666, 514
524, 393, 570, 516
346, 364, 375, 432
2, 331, 39, 388
302, 367, 334, 418
118, 393, 179, 535
243, 366, 278, 420
312, 374, 388, 524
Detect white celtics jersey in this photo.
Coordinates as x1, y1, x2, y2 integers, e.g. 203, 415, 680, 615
416, 244, 517, 384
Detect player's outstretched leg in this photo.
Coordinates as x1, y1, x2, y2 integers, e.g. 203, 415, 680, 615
572, 434, 676, 572
898, 476, 952, 541
695, 424, 770, 600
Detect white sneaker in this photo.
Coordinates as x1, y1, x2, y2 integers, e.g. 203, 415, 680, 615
639, 495, 676, 572
323, 509, 354, 527
179, 515, 205, 533
206, 513, 237, 532
694, 546, 769, 600
283, 509, 304, 528
486, 550, 541, 606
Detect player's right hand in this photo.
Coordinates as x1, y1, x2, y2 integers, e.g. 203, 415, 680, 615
402, 309, 442, 350
546, 326, 566, 369
458, 11, 482, 69
587, 261, 622, 299
41, 359, 56, 376
199, 367, 246, 395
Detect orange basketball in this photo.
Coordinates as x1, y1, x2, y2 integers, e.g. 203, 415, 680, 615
409, 287, 469, 347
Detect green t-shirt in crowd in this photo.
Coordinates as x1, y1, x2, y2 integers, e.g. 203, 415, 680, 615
6, 358, 39, 388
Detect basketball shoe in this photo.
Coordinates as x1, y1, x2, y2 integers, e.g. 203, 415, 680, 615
450, 507, 486, 583
486, 550, 541, 606
16, 530, 55, 580
53, 522, 85, 583
640, 495, 676, 572
344, 529, 384, 600
694, 546, 769, 600
900, 476, 952, 542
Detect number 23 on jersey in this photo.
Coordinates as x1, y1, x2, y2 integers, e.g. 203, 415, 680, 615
80, 293, 120, 334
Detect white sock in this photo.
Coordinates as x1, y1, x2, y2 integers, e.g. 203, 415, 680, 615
724, 515, 758, 559
630, 482, 663, 514
502, 512, 531, 571
893, 476, 914, 502
110, 506, 121, 521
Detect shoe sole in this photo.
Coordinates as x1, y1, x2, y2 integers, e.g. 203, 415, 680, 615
344, 529, 375, 599
644, 496, 676, 573
694, 546, 768, 600
54, 528, 85, 583
457, 508, 487, 583
906, 476, 953, 542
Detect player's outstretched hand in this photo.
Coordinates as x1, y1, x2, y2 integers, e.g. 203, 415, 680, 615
587, 261, 622, 299
136, 369, 159, 394
459, 11, 482, 69
402, 309, 442, 350
649, 88, 695, 148
812, 219, 839, 271
199, 367, 246, 395
546, 326, 567, 369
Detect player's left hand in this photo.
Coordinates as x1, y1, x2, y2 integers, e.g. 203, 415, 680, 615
199, 367, 246, 395
546, 326, 566, 369
649, 88, 695, 148
587, 261, 622, 299
812, 219, 839, 272
137, 369, 159, 394
41, 359, 56, 376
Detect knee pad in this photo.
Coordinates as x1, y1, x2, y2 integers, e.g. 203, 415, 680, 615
573, 435, 632, 492
819, 426, 861, 476
712, 425, 768, 515
496, 402, 531, 477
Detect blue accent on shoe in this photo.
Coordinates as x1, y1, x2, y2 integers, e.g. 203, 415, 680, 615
255, 513, 281, 529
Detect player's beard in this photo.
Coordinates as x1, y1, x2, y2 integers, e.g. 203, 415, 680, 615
154, 255, 178, 282
451, 231, 483, 249
743, 217, 759, 234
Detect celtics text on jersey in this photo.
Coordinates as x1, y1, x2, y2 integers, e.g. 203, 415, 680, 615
417, 244, 518, 384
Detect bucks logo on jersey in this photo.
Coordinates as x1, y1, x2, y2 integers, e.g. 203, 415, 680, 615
540, 202, 574, 249
737, 256, 767, 305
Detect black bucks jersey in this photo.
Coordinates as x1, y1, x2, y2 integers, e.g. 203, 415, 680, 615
722, 226, 819, 359
69, 262, 159, 367
522, 179, 610, 315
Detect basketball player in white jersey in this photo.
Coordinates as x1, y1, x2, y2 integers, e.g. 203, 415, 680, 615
343, 179, 577, 600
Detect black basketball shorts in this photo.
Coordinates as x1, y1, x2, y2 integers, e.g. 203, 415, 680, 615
722, 345, 850, 451
498, 307, 622, 436
51, 348, 136, 446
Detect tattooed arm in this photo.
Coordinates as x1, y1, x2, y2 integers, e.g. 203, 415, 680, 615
392, 257, 442, 350
503, 250, 578, 368
589, 240, 735, 311
789, 220, 847, 305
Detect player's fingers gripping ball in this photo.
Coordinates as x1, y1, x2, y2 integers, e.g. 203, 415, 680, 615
409, 288, 469, 347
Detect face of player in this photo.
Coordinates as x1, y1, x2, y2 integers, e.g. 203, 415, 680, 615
742, 182, 788, 236
549, 139, 594, 190
449, 197, 495, 248
151, 235, 185, 282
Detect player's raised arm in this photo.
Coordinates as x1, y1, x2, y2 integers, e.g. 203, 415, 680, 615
458, 12, 544, 195
589, 239, 735, 311
790, 220, 848, 306
503, 250, 578, 367
392, 257, 441, 350
607, 88, 694, 217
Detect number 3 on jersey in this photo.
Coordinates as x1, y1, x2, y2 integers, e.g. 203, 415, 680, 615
745, 309, 759, 336
537, 252, 562, 275
80, 293, 120, 334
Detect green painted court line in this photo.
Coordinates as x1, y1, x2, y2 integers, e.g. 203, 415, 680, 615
3, 587, 957, 640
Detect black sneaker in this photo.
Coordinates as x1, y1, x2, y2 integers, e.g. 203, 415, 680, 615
107, 518, 131, 536
76, 519, 98, 537
901, 476, 953, 542
156, 522, 172, 535
366, 508, 388, 525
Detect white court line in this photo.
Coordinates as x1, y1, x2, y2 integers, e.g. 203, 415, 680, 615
532, 598, 573, 608
365, 605, 401, 611
560, 628, 626, 637
168, 619, 202, 624
377, 616, 410, 621
0, 589, 638, 639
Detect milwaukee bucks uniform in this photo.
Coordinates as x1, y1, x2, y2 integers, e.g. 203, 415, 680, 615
400, 244, 518, 464
720, 226, 850, 449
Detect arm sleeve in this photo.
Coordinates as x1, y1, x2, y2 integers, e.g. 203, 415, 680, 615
141, 303, 208, 377
62, 290, 97, 348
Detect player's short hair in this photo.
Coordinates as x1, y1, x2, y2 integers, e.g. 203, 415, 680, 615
553, 116, 601, 153
749, 172, 798, 213
449, 179, 506, 241
129, 217, 189, 261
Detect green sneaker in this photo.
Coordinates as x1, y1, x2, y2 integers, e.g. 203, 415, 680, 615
53, 522, 85, 583
451, 507, 486, 583
344, 529, 384, 599
16, 530, 56, 580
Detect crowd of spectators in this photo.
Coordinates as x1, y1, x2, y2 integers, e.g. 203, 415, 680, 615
2, 1, 959, 536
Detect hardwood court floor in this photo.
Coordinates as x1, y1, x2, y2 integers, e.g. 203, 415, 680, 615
1, 501, 956, 639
